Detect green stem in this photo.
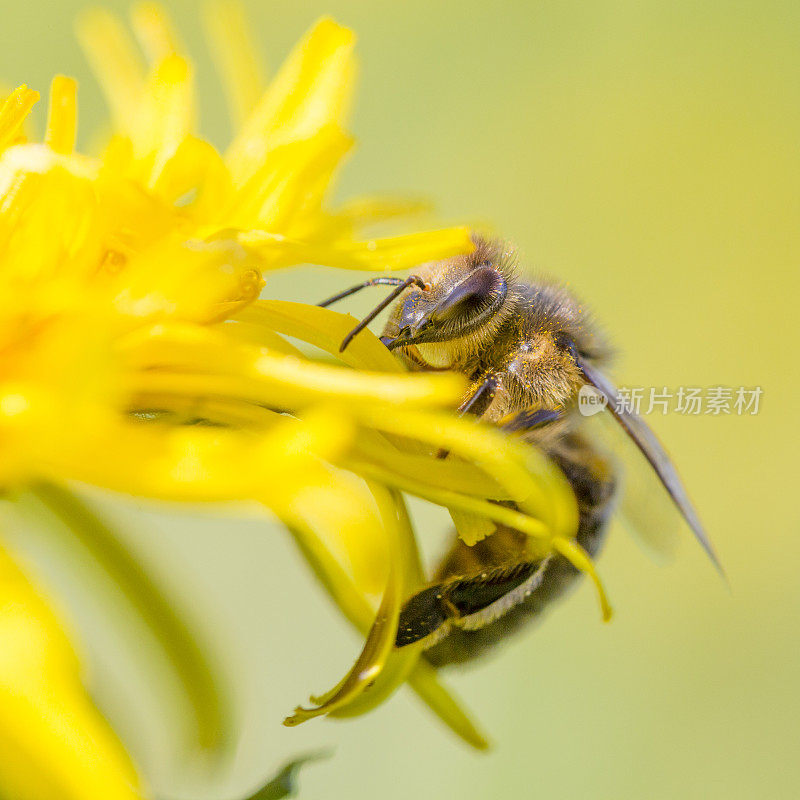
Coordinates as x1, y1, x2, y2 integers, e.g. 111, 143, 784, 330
30, 481, 231, 753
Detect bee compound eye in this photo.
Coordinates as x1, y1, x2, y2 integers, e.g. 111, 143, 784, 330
553, 331, 579, 362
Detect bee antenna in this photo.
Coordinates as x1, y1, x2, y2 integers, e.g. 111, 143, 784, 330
317, 276, 411, 308
338, 275, 426, 353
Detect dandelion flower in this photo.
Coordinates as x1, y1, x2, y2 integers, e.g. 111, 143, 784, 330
0, 7, 607, 796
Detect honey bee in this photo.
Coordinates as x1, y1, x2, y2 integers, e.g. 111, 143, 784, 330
319, 237, 720, 666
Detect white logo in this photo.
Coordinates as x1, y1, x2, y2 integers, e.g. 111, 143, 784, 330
578, 384, 608, 416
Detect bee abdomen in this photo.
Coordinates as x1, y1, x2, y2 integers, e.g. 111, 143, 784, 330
418, 435, 617, 666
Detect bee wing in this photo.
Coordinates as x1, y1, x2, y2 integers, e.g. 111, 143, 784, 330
578, 410, 681, 564
502, 405, 680, 563
579, 361, 723, 576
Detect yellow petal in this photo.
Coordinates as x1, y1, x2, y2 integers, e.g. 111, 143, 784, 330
111, 236, 261, 326
225, 17, 356, 184
130, 1, 182, 64
283, 561, 401, 723
281, 476, 387, 630
553, 537, 613, 622
119, 321, 464, 411
150, 135, 233, 215
348, 426, 509, 500
0, 544, 144, 800
406, 662, 489, 751
44, 76, 78, 156
283, 484, 406, 723
354, 406, 578, 538
135, 55, 195, 182
54, 411, 351, 504
226, 124, 353, 232
76, 9, 146, 135
279, 487, 487, 747
239, 226, 474, 271
337, 195, 432, 228
219, 319, 306, 359
0, 86, 40, 152
350, 459, 550, 542
233, 300, 404, 372
30, 482, 233, 753
0, 144, 103, 284
328, 489, 424, 718
448, 508, 496, 547
202, 0, 267, 128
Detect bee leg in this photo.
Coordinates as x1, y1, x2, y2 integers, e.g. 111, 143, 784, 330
396, 528, 535, 649
436, 373, 500, 458
394, 585, 456, 648
501, 407, 562, 433
440, 391, 561, 459
395, 560, 548, 649
457, 373, 500, 417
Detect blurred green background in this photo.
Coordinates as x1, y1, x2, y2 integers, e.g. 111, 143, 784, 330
2, 1, 798, 798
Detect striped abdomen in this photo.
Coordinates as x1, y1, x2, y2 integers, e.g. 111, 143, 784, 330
395, 433, 617, 666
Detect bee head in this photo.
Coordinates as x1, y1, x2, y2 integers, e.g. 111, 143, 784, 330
380, 238, 518, 366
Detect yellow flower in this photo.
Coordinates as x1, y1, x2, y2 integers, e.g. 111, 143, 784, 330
77, 4, 471, 271
0, 6, 608, 795
0, 545, 143, 800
